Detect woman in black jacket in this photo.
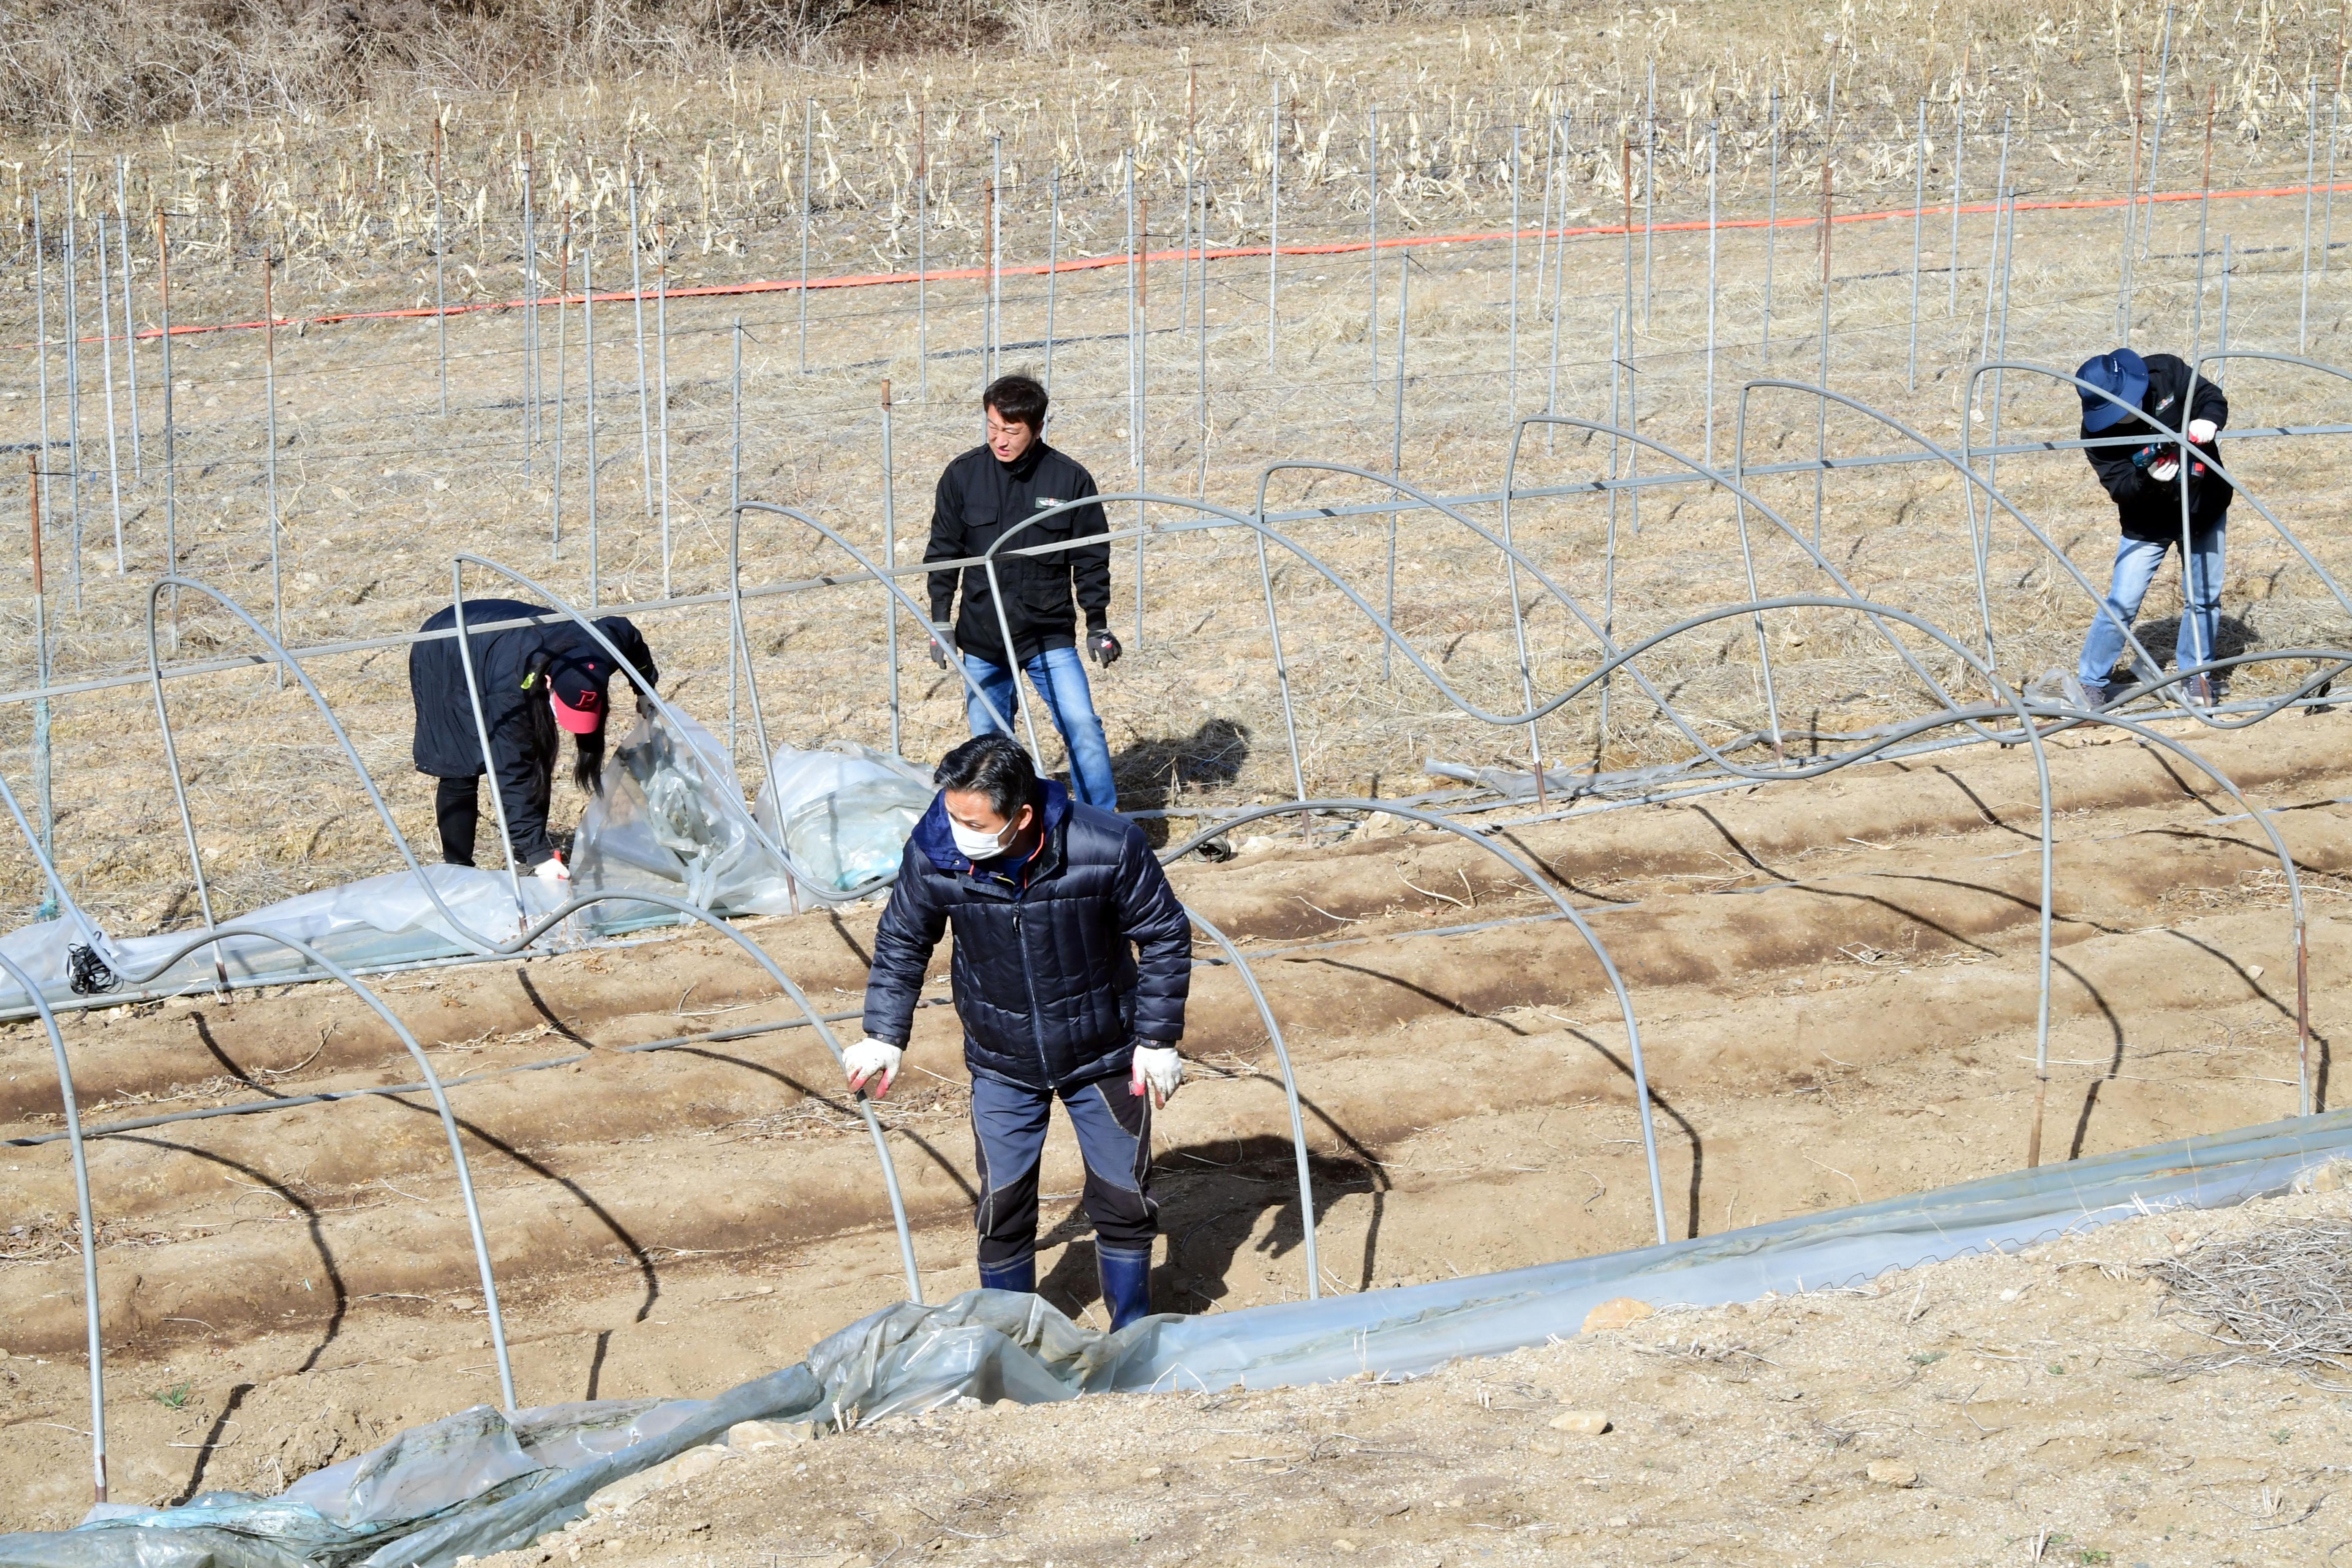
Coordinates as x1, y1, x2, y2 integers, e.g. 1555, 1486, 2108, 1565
408, 599, 658, 879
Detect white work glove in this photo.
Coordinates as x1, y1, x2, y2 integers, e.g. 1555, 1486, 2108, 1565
533, 852, 570, 883
2149, 455, 2180, 483
843, 1038, 902, 1098
2187, 417, 2218, 445
1130, 1045, 1184, 1108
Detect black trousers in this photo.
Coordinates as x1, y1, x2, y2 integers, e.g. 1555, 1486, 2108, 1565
435, 776, 481, 866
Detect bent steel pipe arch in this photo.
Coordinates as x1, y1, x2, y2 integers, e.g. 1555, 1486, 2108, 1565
0, 948, 105, 1499
140, 577, 518, 964
95, 921, 522, 1411
1183, 905, 1323, 1300
128, 574, 927, 1318
728, 502, 1023, 762
1163, 798, 1673, 1246
512, 887, 925, 1304
0, 783, 107, 1499
1500, 418, 2010, 762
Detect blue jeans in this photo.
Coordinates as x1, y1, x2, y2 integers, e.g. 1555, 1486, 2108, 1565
969, 1071, 1154, 1269
2078, 523, 2226, 687
963, 645, 1118, 810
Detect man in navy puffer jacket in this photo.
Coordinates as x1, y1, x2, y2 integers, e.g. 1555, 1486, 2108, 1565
849, 733, 1190, 1330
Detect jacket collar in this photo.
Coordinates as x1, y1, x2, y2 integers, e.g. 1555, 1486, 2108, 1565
912, 778, 1072, 887
997, 438, 1051, 484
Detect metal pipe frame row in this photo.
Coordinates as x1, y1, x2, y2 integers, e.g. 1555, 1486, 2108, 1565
5, 352, 2346, 1505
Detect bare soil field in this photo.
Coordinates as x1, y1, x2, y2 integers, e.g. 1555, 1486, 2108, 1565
5, 3, 2352, 1553
1, 707, 2344, 1535
466, 1186, 2352, 1568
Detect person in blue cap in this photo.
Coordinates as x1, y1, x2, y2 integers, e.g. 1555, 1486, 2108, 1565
2073, 347, 2232, 707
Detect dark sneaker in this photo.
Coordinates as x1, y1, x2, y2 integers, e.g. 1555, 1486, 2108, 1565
2079, 680, 2114, 710
2183, 674, 2216, 707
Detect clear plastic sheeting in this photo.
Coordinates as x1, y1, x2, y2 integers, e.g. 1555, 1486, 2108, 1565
751, 743, 933, 903
572, 712, 797, 919
8, 1110, 2349, 1568
570, 717, 932, 920
0, 1372, 821, 1568
0, 865, 572, 1014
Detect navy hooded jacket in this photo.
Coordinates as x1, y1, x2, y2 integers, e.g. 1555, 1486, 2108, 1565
861, 779, 1191, 1091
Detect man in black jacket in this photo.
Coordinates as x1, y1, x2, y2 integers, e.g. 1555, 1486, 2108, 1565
848, 733, 1190, 1330
410, 599, 658, 879
2073, 348, 2232, 707
925, 373, 1122, 808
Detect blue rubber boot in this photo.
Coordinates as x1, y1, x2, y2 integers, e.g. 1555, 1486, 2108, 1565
977, 1253, 1035, 1296
1097, 1244, 1154, 1332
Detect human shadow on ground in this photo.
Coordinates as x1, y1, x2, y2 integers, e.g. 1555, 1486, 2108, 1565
1105, 718, 1251, 848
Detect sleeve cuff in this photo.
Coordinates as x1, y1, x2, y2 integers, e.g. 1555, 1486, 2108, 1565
1085, 610, 1109, 634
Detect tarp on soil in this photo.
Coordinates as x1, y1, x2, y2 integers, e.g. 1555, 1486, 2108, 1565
8, 1107, 2349, 1568
0, 712, 934, 1014
0, 863, 575, 1013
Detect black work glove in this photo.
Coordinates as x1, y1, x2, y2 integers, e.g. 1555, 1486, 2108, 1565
928, 623, 953, 671
1087, 628, 1122, 668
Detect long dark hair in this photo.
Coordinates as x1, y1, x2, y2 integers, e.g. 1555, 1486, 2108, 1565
522, 657, 610, 796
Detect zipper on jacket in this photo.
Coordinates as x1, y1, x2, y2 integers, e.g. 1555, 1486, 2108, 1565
1011, 908, 1055, 1083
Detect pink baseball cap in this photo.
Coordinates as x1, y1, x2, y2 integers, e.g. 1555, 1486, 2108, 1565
548, 656, 610, 735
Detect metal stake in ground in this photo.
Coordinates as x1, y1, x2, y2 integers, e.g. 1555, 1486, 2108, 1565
264, 256, 283, 684
628, 163, 654, 529
155, 209, 177, 652
656, 226, 673, 599
1268, 78, 1281, 374
1642, 59, 1657, 329
583, 229, 600, 608
2326, 62, 2345, 282
1705, 123, 1719, 467
990, 134, 1003, 382
2220, 232, 2234, 353
1368, 106, 1379, 386
63, 170, 81, 610
95, 199, 124, 574
551, 209, 570, 553
801, 98, 814, 375
2118, 54, 2144, 343
2142, 2, 2176, 261
881, 376, 900, 758
1814, 163, 1832, 550
520, 131, 537, 471
27, 454, 54, 895
916, 103, 929, 401
33, 193, 47, 543
1195, 180, 1209, 500
434, 117, 448, 416
114, 162, 140, 478
1910, 99, 1926, 391
1507, 122, 1520, 423
1620, 135, 1640, 534
2304, 70, 2320, 352
1949, 98, 1965, 316
1135, 196, 1149, 646
1384, 249, 1409, 682
1764, 87, 1778, 365
1045, 165, 1060, 395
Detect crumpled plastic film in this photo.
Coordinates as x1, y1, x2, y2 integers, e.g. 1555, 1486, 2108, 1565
0, 864, 572, 1013
570, 718, 934, 919
751, 742, 934, 904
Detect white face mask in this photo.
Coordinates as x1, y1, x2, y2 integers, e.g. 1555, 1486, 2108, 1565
950, 812, 1021, 862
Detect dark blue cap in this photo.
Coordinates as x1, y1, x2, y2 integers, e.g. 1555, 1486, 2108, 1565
2077, 348, 2149, 433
